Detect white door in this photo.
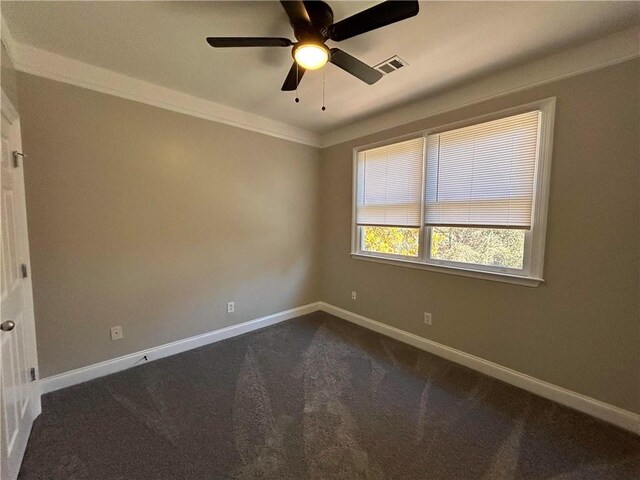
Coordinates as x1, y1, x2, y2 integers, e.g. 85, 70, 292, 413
0, 89, 40, 480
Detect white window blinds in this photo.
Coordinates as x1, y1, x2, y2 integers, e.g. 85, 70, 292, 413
425, 110, 541, 229
356, 137, 425, 227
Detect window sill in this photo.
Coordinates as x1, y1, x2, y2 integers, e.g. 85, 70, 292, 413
351, 253, 544, 287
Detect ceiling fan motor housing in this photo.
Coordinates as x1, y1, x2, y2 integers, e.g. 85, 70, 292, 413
291, 1, 334, 43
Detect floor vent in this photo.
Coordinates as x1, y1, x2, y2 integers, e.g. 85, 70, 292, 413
374, 55, 408, 75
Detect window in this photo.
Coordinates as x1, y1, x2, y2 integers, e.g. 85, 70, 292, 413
352, 99, 555, 286
356, 137, 424, 258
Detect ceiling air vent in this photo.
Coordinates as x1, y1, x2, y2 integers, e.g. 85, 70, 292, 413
374, 55, 408, 75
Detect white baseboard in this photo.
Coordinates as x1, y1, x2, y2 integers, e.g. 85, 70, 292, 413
40, 302, 321, 394
40, 300, 639, 435
318, 302, 640, 435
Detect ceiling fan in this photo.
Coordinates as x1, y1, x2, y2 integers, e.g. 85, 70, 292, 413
206, 1, 419, 91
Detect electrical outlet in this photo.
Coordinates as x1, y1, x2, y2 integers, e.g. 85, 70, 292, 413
110, 326, 123, 341
424, 312, 432, 325
352, 291, 357, 300
227, 301, 235, 314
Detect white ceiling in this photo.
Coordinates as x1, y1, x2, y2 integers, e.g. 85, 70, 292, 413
2, 1, 638, 133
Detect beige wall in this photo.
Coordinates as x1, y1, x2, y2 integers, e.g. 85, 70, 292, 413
18, 73, 321, 377
320, 59, 640, 413
1, 41, 19, 110
15, 58, 640, 414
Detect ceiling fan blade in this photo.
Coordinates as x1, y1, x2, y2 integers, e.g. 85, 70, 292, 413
280, 1, 310, 26
329, 48, 382, 85
206, 37, 293, 48
281, 62, 306, 91
329, 1, 419, 42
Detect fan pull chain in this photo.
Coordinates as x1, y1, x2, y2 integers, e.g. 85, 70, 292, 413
295, 63, 300, 103
321, 68, 326, 111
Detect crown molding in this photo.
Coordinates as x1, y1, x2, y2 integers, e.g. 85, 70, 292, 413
1, 17, 320, 148
3, 12, 638, 151
320, 27, 640, 147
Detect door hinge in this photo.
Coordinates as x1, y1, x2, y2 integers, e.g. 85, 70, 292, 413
12, 151, 25, 168
21, 263, 28, 278
30, 367, 37, 382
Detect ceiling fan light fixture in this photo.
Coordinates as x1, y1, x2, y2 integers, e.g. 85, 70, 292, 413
294, 43, 329, 70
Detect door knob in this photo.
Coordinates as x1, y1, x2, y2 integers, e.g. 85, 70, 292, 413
1, 320, 15, 331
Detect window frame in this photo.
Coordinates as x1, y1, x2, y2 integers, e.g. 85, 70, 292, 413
351, 97, 556, 287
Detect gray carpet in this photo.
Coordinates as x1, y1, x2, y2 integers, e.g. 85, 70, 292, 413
19, 311, 640, 479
